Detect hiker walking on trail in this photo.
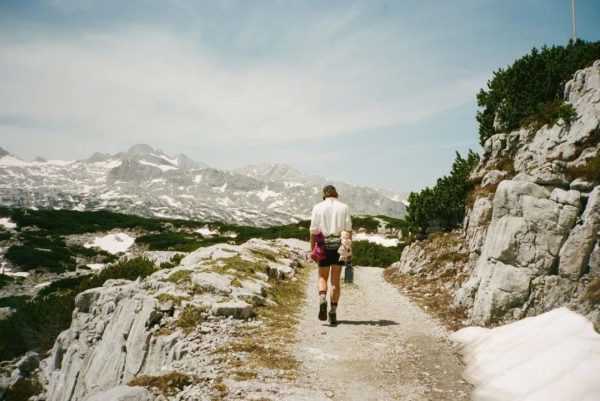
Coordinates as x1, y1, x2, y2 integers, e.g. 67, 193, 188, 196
309, 185, 352, 325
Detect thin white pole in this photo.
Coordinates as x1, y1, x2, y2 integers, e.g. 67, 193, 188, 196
571, 0, 577, 43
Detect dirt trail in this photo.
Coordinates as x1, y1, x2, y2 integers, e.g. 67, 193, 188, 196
291, 266, 471, 401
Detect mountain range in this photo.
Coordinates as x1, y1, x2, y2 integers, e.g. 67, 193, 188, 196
0, 144, 405, 225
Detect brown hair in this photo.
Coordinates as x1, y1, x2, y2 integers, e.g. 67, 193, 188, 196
322, 185, 338, 200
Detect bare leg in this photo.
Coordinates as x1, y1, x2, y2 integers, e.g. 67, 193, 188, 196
318, 267, 330, 295
330, 265, 342, 303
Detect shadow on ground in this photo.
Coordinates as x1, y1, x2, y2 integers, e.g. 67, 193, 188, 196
335, 319, 398, 327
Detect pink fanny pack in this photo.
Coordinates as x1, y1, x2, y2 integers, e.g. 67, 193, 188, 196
311, 232, 326, 262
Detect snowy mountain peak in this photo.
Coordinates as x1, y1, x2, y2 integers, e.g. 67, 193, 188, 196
235, 163, 311, 183
0, 147, 10, 158
126, 144, 155, 155
85, 152, 112, 163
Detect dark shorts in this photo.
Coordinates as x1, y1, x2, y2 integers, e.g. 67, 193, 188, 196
318, 249, 342, 267
319, 236, 342, 267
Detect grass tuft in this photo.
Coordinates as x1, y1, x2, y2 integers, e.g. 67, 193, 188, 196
128, 372, 194, 396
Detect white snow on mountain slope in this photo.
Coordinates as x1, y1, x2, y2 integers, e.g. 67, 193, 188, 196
84, 233, 135, 254
451, 308, 600, 401
0, 145, 406, 225
353, 232, 400, 247
0, 217, 17, 230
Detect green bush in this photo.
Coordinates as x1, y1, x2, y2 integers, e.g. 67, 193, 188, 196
351, 241, 404, 267
477, 40, 600, 144
0, 230, 12, 241
405, 151, 479, 234
136, 232, 221, 252
5, 235, 76, 273
5, 208, 162, 234
0, 257, 157, 362
352, 216, 380, 232
0, 274, 16, 289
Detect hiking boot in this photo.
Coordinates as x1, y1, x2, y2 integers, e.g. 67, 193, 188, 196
318, 301, 327, 321
328, 311, 337, 326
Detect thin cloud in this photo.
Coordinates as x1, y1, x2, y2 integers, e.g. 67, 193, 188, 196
0, 22, 482, 153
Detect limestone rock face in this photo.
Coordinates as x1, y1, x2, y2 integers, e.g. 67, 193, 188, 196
455, 60, 600, 326
464, 197, 493, 253
43, 282, 160, 401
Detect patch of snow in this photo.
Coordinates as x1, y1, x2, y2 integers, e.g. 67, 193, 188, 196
86, 263, 106, 271
353, 233, 399, 247
0, 155, 31, 167
195, 226, 219, 237
267, 200, 286, 209
93, 159, 122, 169
160, 195, 181, 208
99, 190, 119, 200
0, 217, 17, 230
213, 182, 228, 193
193, 174, 203, 183
139, 160, 178, 172
2, 270, 30, 278
284, 181, 304, 188
256, 186, 279, 201
216, 197, 232, 207
154, 153, 178, 166
34, 281, 51, 289
450, 307, 600, 401
152, 211, 187, 219
84, 233, 135, 254
46, 159, 75, 166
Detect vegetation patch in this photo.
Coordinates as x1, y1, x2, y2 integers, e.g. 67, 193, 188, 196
129, 372, 195, 396
5, 233, 76, 273
209, 256, 268, 280
5, 230, 118, 274
156, 293, 189, 306
250, 248, 280, 262
176, 304, 207, 334
351, 241, 404, 267
214, 262, 309, 381
167, 270, 193, 285
1, 208, 162, 234
477, 40, 600, 144
136, 232, 222, 252
3, 375, 43, 401
0, 230, 12, 241
0, 274, 16, 289
522, 100, 578, 131
159, 253, 186, 269
405, 151, 480, 236
384, 233, 469, 331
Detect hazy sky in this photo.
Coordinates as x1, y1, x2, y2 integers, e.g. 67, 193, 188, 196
1, 1, 600, 193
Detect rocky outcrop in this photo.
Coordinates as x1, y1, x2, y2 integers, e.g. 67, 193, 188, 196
36, 238, 307, 401
396, 60, 600, 328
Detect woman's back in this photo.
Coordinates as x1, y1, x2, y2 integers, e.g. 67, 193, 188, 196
310, 197, 352, 237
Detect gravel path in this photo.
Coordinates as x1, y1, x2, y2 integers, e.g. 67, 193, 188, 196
291, 266, 471, 401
